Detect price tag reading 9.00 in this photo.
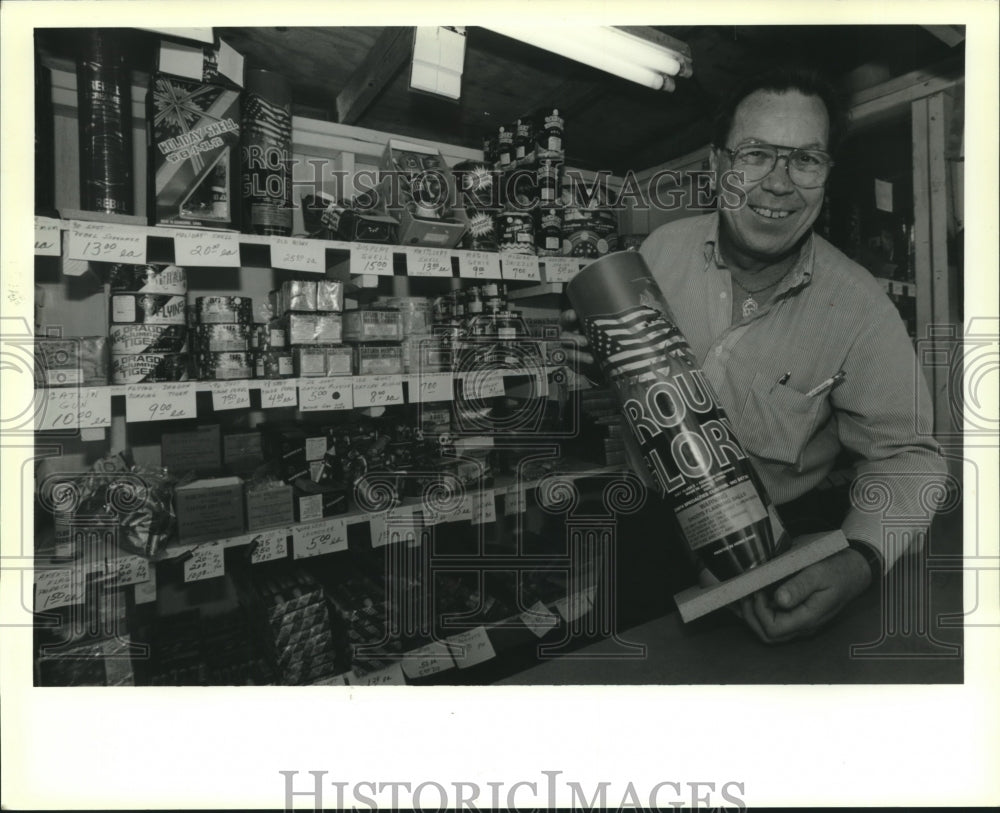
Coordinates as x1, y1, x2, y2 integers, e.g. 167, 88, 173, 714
501, 252, 541, 282
172, 230, 241, 267
299, 378, 354, 412
352, 375, 404, 407
406, 373, 454, 404
250, 529, 289, 564
461, 250, 502, 280
125, 382, 196, 423
67, 221, 148, 264
351, 243, 394, 276
259, 380, 298, 409
406, 247, 453, 277
293, 519, 348, 559
35, 217, 62, 256
543, 256, 581, 284
271, 237, 325, 273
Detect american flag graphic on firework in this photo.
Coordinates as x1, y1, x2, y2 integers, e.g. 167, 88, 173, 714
584, 305, 695, 381
243, 92, 292, 143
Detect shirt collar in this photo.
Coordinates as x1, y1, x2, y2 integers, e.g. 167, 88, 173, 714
702, 211, 815, 290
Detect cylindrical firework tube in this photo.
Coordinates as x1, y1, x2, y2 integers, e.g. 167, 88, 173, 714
241, 69, 293, 236
567, 251, 788, 580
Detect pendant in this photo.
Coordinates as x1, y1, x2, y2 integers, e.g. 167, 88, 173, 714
742, 296, 758, 318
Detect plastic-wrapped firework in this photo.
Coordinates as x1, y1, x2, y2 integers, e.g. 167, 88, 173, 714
241, 69, 293, 236
108, 263, 186, 295
535, 207, 563, 256
342, 309, 403, 343
316, 281, 344, 313
111, 353, 190, 384
110, 293, 187, 325
195, 323, 250, 353
496, 125, 514, 168
536, 108, 564, 159
76, 29, 133, 214
109, 324, 188, 355
353, 343, 404, 376
254, 350, 294, 379
496, 212, 535, 254
251, 323, 287, 351
196, 295, 253, 325
196, 351, 252, 381
567, 252, 788, 581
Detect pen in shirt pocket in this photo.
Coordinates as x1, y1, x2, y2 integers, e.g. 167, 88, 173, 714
806, 370, 846, 398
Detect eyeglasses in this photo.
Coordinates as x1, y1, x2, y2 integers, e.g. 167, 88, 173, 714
719, 143, 834, 189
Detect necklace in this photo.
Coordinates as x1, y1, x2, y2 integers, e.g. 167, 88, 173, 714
731, 271, 789, 318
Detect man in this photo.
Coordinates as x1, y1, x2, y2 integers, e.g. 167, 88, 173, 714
562, 66, 947, 643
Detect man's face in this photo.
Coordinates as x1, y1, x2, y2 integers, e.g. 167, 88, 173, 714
712, 89, 830, 263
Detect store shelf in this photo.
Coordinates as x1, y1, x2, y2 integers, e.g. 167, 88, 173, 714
876, 276, 917, 298
35, 216, 588, 287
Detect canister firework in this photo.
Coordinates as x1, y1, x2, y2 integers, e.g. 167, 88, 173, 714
496, 212, 535, 254
196, 295, 253, 325
514, 117, 534, 163
536, 159, 562, 205
109, 324, 188, 355
566, 251, 788, 580
196, 351, 252, 380
111, 353, 190, 384
108, 264, 187, 295
254, 350, 294, 379
195, 323, 251, 353
536, 108, 564, 159
497, 125, 514, 168
241, 69, 293, 236
535, 207, 563, 256
111, 294, 187, 325
76, 29, 133, 214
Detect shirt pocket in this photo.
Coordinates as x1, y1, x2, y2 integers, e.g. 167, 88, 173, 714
739, 371, 827, 467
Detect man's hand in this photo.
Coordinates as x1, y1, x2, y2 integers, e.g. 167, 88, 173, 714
560, 308, 598, 381
737, 545, 873, 644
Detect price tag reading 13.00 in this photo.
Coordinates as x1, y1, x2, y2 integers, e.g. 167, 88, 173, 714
67, 221, 148, 264
461, 250, 502, 280
125, 382, 197, 423
406, 246, 453, 277
351, 243, 394, 276
270, 237, 325, 273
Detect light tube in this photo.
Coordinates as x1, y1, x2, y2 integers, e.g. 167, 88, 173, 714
572, 28, 684, 76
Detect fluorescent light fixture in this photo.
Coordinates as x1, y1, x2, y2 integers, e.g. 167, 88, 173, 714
410, 27, 467, 100
484, 26, 688, 91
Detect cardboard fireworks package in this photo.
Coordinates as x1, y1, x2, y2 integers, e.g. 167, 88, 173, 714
148, 40, 243, 230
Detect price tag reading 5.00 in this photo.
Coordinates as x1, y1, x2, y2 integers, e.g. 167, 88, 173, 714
293, 519, 347, 559
351, 243, 394, 276
461, 250, 502, 280
125, 383, 196, 423
299, 379, 354, 412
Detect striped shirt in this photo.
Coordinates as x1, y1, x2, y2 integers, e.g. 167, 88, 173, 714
639, 212, 946, 570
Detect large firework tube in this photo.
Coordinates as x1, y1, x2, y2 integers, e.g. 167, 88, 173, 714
241, 69, 293, 236
567, 251, 789, 580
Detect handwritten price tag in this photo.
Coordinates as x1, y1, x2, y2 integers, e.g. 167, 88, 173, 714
172, 229, 241, 267
135, 574, 157, 604
183, 544, 225, 582
352, 375, 404, 407
35, 387, 111, 431
250, 529, 289, 564
299, 378, 354, 412
406, 246, 453, 277
447, 626, 496, 669
67, 221, 148, 264
293, 518, 347, 559
406, 373, 454, 403
462, 370, 505, 400
504, 485, 525, 516
554, 591, 592, 623
461, 250, 502, 280
211, 380, 251, 411
543, 256, 580, 283
111, 555, 150, 587
351, 243, 394, 276
34, 566, 85, 611
35, 217, 62, 256
455, 495, 474, 523
401, 641, 454, 679
125, 382, 196, 423
471, 490, 497, 525
270, 237, 325, 273
520, 600, 560, 637
259, 379, 298, 409
346, 663, 406, 686
501, 252, 541, 282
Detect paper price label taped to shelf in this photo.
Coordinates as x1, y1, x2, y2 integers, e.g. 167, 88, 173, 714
299, 378, 354, 412
461, 250, 502, 280
462, 370, 505, 400
259, 379, 298, 409
35, 217, 62, 256
520, 600, 559, 637
454, 495, 475, 523
471, 490, 497, 525
250, 529, 289, 564
134, 574, 157, 605
67, 221, 148, 264
270, 237, 325, 273
447, 626, 496, 669
352, 375, 404, 407
125, 382, 196, 422
406, 246, 453, 277
406, 373, 454, 403
293, 519, 347, 559
500, 252, 541, 282
111, 555, 150, 587
34, 566, 85, 611
346, 663, 406, 686
351, 243, 394, 276
504, 485, 525, 516
553, 591, 592, 623
34, 387, 111, 431
211, 380, 251, 411
401, 641, 455, 680
172, 229, 241, 267
183, 544, 225, 582
543, 257, 579, 283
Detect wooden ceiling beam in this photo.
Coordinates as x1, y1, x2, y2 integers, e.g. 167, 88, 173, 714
335, 27, 413, 125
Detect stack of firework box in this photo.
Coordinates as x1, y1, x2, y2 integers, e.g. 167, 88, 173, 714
342, 306, 405, 376
190, 295, 255, 380
267, 280, 349, 378
577, 387, 628, 467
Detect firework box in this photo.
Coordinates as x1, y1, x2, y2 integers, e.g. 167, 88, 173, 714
174, 477, 245, 542
161, 424, 222, 476
246, 483, 294, 531
148, 46, 242, 230
223, 430, 264, 474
